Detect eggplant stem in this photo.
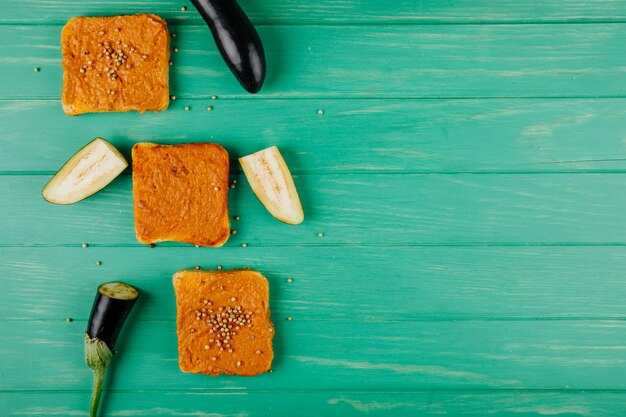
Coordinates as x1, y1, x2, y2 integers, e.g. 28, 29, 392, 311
84, 333, 113, 417
90, 366, 107, 417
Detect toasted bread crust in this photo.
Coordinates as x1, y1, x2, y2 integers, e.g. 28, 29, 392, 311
61, 15, 169, 115
173, 269, 274, 376
132, 142, 230, 247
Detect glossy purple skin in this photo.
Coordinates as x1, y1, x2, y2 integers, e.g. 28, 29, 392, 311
191, 0, 266, 93
86, 284, 138, 351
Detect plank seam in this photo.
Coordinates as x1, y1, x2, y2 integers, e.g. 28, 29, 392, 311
4, 317, 626, 322
5, 242, 626, 248
4, 20, 626, 27
3, 388, 626, 394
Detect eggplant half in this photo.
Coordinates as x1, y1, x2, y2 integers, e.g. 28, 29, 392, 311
42, 138, 127, 205
85, 282, 139, 417
190, 0, 266, 93
239, 146, 304, 224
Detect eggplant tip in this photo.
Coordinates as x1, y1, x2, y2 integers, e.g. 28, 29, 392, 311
244, 80, 264, 94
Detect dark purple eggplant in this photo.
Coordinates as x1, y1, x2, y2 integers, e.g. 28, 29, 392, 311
84, 282, 139, 417
190, 0, 266, 93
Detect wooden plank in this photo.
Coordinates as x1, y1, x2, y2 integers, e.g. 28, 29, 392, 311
3, 24, 626, 99
4, 246, 626, 321
3, 174, 626, 246
4, 390, 626, 416
3, 320, 626, 390
3, 99, 626, 173
5, 0, 626, 25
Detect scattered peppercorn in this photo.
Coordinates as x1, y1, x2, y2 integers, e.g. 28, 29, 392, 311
149, 243, 155, 248
230, 230, 237, 235
184, 105, 190, 111
207, 106, 213, 111
181, 5, 187, 11
241, 243, 248, 247
34, 67, 40, 72
286, 278, 293, 283
82, 243, 89, 248
96, 261, 102, 266
196, 303, 253, 354
174, 47, 179, 53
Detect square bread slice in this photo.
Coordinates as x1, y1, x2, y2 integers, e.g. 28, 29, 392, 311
173, 269, 274, 376
61, 14, 170, 115
132, 142, 230, 247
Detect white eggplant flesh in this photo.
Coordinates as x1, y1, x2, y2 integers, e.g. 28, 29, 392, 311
239, 146, 304, 225
42, 138, 128, 205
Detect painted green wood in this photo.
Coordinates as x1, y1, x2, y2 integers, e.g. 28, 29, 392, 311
3, 0, 626, 414
6, 0, 626, 25
4, 390, 626, 417
3, 99, 626, 173
3, 174, 626, 246
4, 320, 626, 390
4, 246, 626, 321
4, 24, 626, 99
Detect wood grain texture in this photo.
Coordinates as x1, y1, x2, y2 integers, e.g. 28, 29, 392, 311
2, 99, 626, 173
5, 0, 626, 25
4, 319, 626, 390
3, 246, 626, 321
3, 24, 626, 99
3, 0, 626, 413
3, 174, 626, 246
4, 390, 626, 417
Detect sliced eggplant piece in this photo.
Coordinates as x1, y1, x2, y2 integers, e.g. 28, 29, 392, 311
85, 281, 139, 417
239, 146, 304, 225
42, 138, 127, 204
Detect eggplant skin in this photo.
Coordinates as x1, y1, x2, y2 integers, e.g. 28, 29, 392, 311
87, 282, 138, 351
190, 0, 265, 93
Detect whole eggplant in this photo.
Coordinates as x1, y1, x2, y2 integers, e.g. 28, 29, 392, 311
191, 0, 266, 93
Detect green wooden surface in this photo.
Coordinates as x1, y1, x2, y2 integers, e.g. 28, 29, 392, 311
4, 246, 626, 320
3, 99, 626, 173
5, 24, 626, 99
2, 0, 626, 416
7, 0, 626, 25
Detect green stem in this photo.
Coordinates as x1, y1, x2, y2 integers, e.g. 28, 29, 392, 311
90, 366, 107, 417
84, 333, 113, 417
